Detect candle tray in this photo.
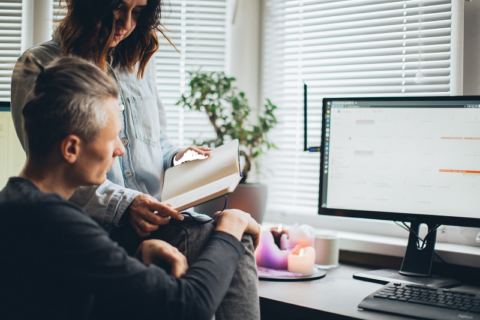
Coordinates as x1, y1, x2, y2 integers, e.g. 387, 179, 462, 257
257, 266, 326, 281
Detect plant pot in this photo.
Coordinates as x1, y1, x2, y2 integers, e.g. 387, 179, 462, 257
195, 183, 268, 224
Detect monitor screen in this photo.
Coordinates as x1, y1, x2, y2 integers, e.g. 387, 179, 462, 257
319, 97, 480, 228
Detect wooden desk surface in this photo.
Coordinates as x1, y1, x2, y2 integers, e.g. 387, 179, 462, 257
258, 264, 480, 320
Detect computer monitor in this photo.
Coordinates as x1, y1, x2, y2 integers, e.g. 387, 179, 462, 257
0, 101, 9, 111
0, 101, 26, 188
319, 96, 480, 287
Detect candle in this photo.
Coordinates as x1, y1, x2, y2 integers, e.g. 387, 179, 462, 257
255, 229, 290, 270
289, 223, 315, 248
280, 233, 290, 250
287, 246, 316, 276
270, 223, 288, 248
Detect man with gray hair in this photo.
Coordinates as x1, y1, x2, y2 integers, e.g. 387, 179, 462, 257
0, 55, 261, 320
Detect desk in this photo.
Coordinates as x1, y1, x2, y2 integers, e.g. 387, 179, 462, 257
258, 263, 480, 320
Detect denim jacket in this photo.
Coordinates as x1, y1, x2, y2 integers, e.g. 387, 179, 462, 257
11, 38, 181, 230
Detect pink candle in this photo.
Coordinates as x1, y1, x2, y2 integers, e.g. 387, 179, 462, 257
255, 230, 290, 270
270, 223, 288, 249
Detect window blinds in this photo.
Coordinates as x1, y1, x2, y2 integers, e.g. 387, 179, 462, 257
155, 0, 227, 147
53, 1, 66, 24
261, 0, 455, 215
0, 0, 22, 101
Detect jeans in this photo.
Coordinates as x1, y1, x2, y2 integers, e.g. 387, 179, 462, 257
110, 215, 261, 320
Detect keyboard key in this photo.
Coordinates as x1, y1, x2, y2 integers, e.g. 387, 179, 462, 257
408, 299, 457, 310
374, 294, 389, 299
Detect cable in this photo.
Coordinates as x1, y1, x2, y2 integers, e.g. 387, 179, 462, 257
400, 221, 422, 248
181, 194, 228, 224
396, 221, 440, 250
394, 221, 410, 232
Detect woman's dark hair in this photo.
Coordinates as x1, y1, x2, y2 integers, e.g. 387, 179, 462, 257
17, 54, 119, 159
55, 0, 173, 78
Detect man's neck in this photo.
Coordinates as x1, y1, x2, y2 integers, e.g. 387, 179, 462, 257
19, 160, 75, 199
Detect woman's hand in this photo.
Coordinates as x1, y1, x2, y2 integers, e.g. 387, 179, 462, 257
213, 209, 261, 249
174, 146, 211, 165
128, 194, 184, 238
135, 239, 188, 278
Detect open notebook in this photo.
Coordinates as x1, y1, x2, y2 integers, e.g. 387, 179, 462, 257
161, 139, 242, 211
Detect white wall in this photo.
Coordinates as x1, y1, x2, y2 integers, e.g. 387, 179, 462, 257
463, 0, 480, 95
21, 0, 53, 50
226, 0, 261, 111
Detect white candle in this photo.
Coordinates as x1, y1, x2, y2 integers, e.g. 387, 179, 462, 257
287, 246, 316, 276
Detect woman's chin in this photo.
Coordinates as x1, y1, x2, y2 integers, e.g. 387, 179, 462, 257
109, 40, 120, 48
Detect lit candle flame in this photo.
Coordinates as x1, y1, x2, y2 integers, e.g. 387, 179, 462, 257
278, 223, 283, 233
299, 248, 305, 256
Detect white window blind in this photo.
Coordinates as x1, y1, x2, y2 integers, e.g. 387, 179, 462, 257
53, 1, 66, 24
0, 0, 22, 101
262, 0, 455, 215
156, 0, 227, 147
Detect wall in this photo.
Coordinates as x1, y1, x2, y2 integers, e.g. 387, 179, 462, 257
226, 0, 261, 110
464, 0, 480, 95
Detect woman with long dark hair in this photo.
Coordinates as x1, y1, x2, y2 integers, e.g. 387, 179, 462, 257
10, 1, 260, 319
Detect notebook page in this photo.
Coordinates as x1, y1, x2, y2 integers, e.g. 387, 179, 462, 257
161, 173, 242, 211
162, 139, 240, 200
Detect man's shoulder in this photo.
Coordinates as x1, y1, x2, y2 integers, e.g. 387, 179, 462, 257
0, 178, 84, 222
18, 39, 62, 65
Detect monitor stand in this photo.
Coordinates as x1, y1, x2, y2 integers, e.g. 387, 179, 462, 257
353, 221, 460, 288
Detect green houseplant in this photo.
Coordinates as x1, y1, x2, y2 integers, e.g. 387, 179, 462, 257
176, 70, 278, 183
176, 71, 278, 223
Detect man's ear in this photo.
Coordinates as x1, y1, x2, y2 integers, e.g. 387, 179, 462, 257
60, 135, 81, 164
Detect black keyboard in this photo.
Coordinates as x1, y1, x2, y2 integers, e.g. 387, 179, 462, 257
359, 282, 480, 320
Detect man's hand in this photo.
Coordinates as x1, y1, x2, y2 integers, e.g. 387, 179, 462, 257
214, 209, 261, 249
135, 239, 188, 278
174, 146, 211, 165
128, 194, 184, 238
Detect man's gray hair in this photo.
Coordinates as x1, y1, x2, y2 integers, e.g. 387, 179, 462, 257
17, 54, 119, 158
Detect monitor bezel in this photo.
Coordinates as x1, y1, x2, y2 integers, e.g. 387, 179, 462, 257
318, 95, 480, 228
0, 101, 10, 111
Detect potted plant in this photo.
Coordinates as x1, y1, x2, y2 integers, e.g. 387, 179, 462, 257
176, 70, 278, 223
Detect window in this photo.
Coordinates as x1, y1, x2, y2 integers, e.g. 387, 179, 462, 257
53, 1, 66, 23
261, 0, 459, 216
0, 0, 22, 101
155, 1, 227, 147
